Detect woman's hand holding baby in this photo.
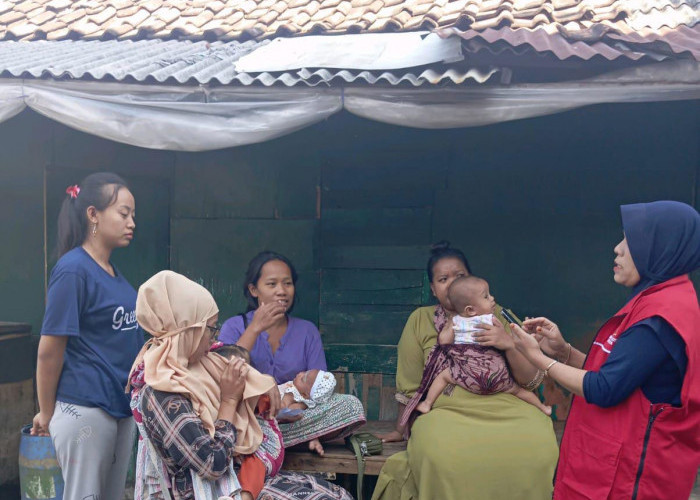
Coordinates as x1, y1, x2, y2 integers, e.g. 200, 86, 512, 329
217, 357, 249, 424
473, 320, 514, 350
438, 322, 455, 345
264, 385, 282, 420
220, 357, 249, 403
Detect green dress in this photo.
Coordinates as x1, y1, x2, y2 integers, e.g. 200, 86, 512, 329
372, 306, 558, 500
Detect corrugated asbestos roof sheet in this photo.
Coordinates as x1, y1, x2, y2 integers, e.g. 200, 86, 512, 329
0, 0, 697, 42
0, 39, 501, 85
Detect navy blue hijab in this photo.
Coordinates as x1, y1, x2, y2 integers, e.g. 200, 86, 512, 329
621, 200, 700, 296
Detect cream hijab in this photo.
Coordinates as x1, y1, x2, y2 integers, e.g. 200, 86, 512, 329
130, 270, 275, 454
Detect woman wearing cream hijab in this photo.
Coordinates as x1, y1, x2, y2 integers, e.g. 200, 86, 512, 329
130, 271, 354, 500
132, 271, 275, 500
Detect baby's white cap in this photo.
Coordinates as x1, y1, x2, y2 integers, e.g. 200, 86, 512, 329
310, 370, 336, 402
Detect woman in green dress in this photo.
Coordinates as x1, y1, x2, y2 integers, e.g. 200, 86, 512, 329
373, 242, 558, 500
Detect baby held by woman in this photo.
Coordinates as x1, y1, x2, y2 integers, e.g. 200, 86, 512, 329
216, 344, 337, 454
403, 276, 550, 425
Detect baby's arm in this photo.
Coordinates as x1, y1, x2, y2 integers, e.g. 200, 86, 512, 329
288, 402, 308, 410
281, 393, 296, 408
438, 322, 455, 345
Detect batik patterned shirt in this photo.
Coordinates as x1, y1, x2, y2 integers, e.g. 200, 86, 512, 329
139, 386, 237, 500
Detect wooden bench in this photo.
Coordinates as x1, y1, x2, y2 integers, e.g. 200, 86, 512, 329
283, 421, 406, 476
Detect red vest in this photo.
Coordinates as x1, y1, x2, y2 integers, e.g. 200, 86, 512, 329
554, 275, 700, 500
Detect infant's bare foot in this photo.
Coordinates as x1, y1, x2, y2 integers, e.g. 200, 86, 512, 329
240, 492, 254, 500
309, 438, 324, 456
416, 401, 432, 414
378, 430, 405, 443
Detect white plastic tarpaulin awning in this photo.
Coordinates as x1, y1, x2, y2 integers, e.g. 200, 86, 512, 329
234, 32, 464, 72
0, 61, 698, 152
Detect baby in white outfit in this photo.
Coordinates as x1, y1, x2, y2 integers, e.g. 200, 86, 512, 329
278, 369, 337, 411
277, 369, 337, 456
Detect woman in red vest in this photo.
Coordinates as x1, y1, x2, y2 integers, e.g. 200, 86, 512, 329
509, 200, 699, 500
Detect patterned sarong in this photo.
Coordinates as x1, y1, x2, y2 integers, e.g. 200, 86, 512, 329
259, 471, 354, 499
400, 344, 514, 429
278, 393, 366, 448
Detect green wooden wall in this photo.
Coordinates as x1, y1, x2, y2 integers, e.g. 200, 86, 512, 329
1, 99, 697, 364
0, 112, 174, 332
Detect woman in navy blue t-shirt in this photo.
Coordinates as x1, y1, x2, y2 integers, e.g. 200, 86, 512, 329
31, 172, 144, 500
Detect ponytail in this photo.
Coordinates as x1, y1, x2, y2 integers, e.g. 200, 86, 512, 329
56, 172, 129, 258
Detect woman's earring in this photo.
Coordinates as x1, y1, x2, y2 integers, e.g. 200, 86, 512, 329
92, 223, 97, 236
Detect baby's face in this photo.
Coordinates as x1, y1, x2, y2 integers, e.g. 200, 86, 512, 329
293, 369, 319, 398
465, 281, 496, 316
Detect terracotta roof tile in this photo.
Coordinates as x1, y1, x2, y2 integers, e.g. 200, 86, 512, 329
8, 21, 39, 37
103, 22, 134, 36
116, 5, 140, 17
107, 0, 134, 9
239, 0, 257, 14
46, 26, 70, 38
189, 9, 214, 26
0, 10, 25, 24
366, 0, 384, 13
425, 6, 444, 20
401, 14, 423, 27
154, 6, 180, 23
37, 19, 66, 32
126, 8, 151, 27
142, 0, 165, 12
321, 0, 342, 8
407, 2, 432, 16
377, 4, 406, 19
309, 6, 333, 20
336, 1, 352, 14
71, 19, 102, 35
291, 11, 311, 25
303, 1, 322, 16
91, 5, 116, 24
15, 2, 40, 14
258, 9, 280, 24
270, 1, 289, 12
344, 6, 365, 18
325, 10, 346, 25
360, 11, 377, 23
139, 18, 167, 31
227, 10, 246, 23
0, 0, 696, 50
277, 8, 296, 19
84, 5, 105, 15
214, 6, 235, 17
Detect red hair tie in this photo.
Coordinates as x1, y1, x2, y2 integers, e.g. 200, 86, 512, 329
66, 185, 80, 199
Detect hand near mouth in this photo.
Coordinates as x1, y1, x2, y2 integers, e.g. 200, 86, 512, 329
250, 300, 288, 333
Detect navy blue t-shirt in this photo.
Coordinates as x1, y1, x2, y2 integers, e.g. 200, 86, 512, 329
41, 247, 144, 418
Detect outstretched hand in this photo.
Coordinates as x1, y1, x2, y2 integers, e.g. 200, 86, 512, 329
510, 323, 544, 361
522, 317, 568, 358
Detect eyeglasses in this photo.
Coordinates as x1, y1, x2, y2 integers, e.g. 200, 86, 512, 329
206, 323, 222, 341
